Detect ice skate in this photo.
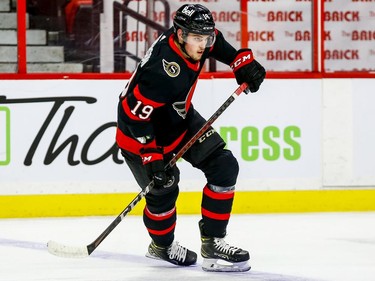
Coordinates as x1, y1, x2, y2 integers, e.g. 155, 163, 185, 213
199, 220, 250, 272
146, 240, 197, 266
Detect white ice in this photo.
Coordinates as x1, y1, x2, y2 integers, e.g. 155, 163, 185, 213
1, 212, 375, 281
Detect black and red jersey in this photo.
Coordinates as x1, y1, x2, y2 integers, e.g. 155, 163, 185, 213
116, 27, 237, 156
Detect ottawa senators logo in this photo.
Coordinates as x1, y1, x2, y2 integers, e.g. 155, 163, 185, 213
162, 59, 180, 77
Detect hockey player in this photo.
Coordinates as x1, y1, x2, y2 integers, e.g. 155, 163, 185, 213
116, 4, 265, 272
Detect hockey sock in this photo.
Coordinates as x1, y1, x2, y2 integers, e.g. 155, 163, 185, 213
143, 205, 176, 246
201, 184, 234, 237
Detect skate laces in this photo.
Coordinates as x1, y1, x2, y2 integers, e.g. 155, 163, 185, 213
214, 238, 239, 255
168, 241, 187, 262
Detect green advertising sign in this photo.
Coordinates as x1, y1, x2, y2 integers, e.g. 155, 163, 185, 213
0, 106, 10, 165
220, 125, 301, 161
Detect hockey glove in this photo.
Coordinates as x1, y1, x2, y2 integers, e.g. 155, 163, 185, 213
230, 49, 266, 93
140, 147, 168, 186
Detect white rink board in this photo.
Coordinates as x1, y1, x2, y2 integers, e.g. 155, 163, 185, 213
0, 78, 374, 195
323, 79, 375, 187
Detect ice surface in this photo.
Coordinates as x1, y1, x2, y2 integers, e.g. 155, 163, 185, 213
1, 212, 374, 281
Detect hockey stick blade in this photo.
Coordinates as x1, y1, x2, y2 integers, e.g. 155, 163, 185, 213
47, 240, 89, 258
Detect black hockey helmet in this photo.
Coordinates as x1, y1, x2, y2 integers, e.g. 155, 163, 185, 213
173, 4, 215, 36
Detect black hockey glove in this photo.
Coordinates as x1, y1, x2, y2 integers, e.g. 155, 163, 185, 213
140, 147, 168, 186
230, 49, 266, 93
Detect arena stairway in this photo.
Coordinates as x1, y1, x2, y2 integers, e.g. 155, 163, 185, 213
0, 0, 83, 73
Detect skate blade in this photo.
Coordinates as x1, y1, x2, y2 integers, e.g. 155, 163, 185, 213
145, 251, 162, 261
202, 258, 251, 272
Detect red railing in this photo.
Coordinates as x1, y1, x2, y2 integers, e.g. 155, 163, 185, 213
16, 0, 26, 74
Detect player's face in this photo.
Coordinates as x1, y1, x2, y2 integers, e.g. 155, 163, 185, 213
184, 33, 214, 61
178, 30, 216, 61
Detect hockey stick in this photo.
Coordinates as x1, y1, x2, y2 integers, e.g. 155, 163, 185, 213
47, 82, 249, 258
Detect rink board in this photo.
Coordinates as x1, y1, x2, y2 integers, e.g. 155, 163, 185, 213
1, 78, 375, 217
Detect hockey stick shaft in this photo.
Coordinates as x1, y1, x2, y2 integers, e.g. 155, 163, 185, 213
166, 83, 249, 169
48, 82, 249, 258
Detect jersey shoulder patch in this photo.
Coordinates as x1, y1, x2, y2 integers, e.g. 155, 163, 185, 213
162, 59, 180, 78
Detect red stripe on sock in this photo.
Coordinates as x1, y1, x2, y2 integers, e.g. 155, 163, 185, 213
203, 185, 234, 200
201, 207, 230, 220
147, 222, 176, 235
144, 206, 176, 221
